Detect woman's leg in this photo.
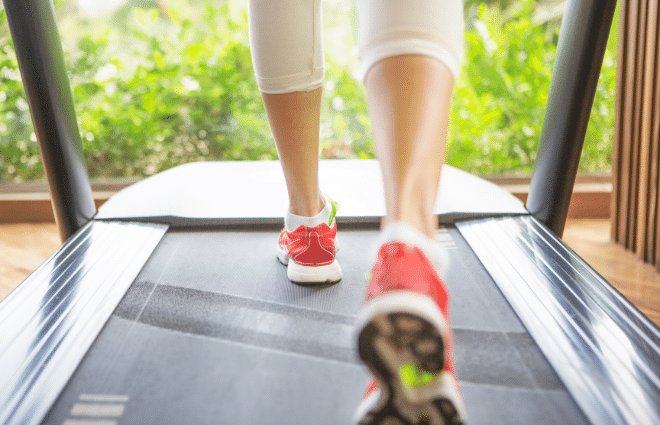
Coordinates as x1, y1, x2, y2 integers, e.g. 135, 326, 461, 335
357, 0, 464, 236
247, 0, 325, 217
365, 55, 454, 238
248, 0, 340, 284
261, 89, 324, 217
354, 1, 466, 423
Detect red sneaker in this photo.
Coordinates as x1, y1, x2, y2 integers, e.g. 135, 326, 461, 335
277, 220, 342, 284
354, 230, 466, 424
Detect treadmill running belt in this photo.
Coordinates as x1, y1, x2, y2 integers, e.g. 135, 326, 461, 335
41, 227, 587, 425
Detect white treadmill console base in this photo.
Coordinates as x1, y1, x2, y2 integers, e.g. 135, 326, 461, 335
96, 160, 527, 226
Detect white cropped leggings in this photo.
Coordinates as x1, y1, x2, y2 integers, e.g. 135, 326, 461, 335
248, 0, 464, 94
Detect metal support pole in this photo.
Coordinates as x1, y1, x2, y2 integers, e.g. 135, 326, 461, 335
526, 0, 617, 237
3, 0, 95, 241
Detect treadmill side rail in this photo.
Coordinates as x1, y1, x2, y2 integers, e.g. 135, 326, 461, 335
458, 216, 660, 425
0, 221, 168, 425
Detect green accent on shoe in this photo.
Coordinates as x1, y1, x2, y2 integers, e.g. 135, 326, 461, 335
399, 362, 437, 388
326, 195, 339, 226
417, 411, 431, 422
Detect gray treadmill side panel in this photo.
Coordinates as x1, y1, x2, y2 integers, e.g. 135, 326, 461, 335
458, 216, 660, 425
0, 221, 168, 425
95, 160, 526, 227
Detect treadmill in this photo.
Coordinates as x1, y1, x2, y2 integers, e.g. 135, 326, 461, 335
1, 0, 659, 424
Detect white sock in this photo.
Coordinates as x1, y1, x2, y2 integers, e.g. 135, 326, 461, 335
285, 195, 333, 232
369, 222, 450, 279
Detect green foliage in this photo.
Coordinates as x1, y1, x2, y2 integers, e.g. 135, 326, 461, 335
447, 0, 617, 174
69, 3, 275, 178
0, 0, 616, 182
448, 1, 555, 174
321, 61, 371, 160
0, 33, 43, 181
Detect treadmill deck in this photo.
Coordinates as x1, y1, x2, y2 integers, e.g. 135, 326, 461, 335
42, 226, 586, 425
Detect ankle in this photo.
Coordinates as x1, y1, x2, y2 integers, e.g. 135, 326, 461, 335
285, 194, 333, 232
382, 216, 437, 239
372, 221, 450, 280
289, 193, 325, 217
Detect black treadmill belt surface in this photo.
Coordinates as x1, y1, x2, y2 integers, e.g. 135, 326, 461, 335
42, 228, 588, 424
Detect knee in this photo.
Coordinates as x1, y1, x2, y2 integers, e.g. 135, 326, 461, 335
358, 0, 465, 81
248, 0, 324, 94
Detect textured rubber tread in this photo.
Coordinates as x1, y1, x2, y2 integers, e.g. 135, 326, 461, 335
356, 310, 463, 425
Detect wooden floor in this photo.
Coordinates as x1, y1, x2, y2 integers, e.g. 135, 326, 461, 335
1, 219, 659, 328
562, 220, 660, 327
0, 223, 61, 302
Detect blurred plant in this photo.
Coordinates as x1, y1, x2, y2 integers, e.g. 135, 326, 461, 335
69, 3, 275, 178
448, 0, 616, 175
0, 0, 616, 182
0, 15, 44, 182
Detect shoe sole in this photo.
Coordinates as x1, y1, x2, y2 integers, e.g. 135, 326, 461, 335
355, 291, 465, 425
277, 247, 342, 285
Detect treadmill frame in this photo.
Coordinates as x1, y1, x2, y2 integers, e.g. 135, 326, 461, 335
4, 0, 660, 425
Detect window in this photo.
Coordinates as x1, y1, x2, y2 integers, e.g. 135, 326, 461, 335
0, 0, 616, 183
